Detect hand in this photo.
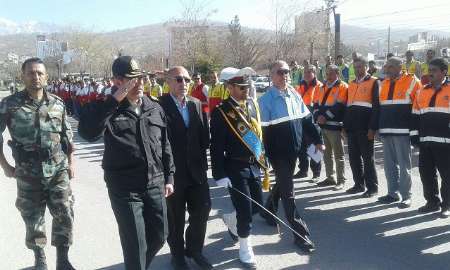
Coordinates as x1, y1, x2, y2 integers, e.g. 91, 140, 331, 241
68, 164, 75, 179
2, 163, 15, 178
315, 144, 325, 153
216, 177, 232, 188
367, 129, 376, 141
317, 115, 327, 125
113, 79, 137, 103
165, 184, 174, 197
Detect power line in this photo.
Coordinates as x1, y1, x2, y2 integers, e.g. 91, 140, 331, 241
344, 3, 450, 22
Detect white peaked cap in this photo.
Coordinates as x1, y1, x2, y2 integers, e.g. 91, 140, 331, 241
219, 67, 256, 81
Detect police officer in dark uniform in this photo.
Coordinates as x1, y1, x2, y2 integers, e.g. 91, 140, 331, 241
78, 56, 175, 270
210, 67, 263, 269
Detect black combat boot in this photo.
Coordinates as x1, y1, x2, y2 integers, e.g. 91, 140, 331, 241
33, 248, 48, 270
56, 246, 76, 270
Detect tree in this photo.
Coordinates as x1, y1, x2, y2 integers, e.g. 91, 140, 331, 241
225, 15, 267, 68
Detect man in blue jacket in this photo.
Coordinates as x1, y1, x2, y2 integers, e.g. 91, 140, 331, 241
258, 60, 324, 253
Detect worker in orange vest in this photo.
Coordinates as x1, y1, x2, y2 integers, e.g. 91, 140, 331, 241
343, 56, 380, 198
411, 58, 450, 217
294, 65, 322, 180
378, 57, 421, 208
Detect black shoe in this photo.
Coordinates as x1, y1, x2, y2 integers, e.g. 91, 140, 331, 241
33, 249, 48, 270
361, 190, 378, 198
260, 211, 277, 227
186, 253, 213, 270
418, 203, 441, 214
377, 195, 400, 204
171, 256, 191, 270
317, 178, 337, 187
346, 186, 365, 194
294, 237, 315, 253
441, 208, 450, 218
398, 199, 412, 209
293, 171, 308, 179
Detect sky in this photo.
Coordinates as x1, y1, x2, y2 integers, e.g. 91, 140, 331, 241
0, 0, 449, 32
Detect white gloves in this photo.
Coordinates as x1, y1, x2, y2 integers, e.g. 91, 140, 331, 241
216, 177, 232, 188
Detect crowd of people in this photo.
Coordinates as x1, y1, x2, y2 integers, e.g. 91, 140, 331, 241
0, 51, 448, 270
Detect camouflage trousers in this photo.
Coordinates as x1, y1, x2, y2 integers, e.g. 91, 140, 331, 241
15, 169, 74, 250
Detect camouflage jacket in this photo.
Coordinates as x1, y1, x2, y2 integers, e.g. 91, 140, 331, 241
0, 90, 73, 178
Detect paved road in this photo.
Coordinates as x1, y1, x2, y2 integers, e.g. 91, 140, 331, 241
0, 111, 449, 269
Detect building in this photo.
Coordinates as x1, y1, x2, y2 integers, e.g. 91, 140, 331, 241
407, 32, 438, 60
294, 9, 331, 61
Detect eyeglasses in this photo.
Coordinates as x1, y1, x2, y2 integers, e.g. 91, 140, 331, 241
234, 85, 249, 91
171, 76, 191, 84
276, 69, 290, 76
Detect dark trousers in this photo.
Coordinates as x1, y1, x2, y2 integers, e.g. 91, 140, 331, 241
298, 140, 321, 177
347, 131, 378, 192
265, 157, 311, 240
167, 181, 211, 258
419, 143, 450, 209
227, 163, 263, 238
108, 184, 167, 270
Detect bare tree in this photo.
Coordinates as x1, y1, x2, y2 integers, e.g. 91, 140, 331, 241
225, 15, 267, 68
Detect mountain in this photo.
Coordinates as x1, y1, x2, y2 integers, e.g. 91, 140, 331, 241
0, 19, 449, 60
0, 18, 61, 35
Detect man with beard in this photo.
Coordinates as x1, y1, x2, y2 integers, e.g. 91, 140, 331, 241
0, 58, 76, 270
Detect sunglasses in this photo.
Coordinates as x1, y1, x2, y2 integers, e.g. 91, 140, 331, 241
172, 76, 191, 84
276, 69, 290, 76
234, 85, 249, 91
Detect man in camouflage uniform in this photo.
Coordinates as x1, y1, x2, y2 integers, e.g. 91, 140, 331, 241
0, 58, 76, 270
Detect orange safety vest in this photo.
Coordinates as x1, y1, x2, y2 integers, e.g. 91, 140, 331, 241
411, 79, 450, 144
379, 73, 421, 135
347, 75, 378, 109
313, 80, 348, 128
296, 79, 322, 107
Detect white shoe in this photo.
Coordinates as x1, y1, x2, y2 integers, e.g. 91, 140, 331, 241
239, 237, 256, 269
222, 212, 238, 238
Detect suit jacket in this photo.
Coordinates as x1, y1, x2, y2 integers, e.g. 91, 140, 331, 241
159, 94, 209, 189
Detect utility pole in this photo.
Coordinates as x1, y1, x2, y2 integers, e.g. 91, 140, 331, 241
387, 25, 391, 54
325, 0, 340, 60
334, 12, 341, 59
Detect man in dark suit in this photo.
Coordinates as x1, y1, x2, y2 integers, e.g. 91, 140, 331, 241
159, 66, 212, 270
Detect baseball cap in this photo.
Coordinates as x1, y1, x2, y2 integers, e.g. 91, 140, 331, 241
112, 56, 143, 78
